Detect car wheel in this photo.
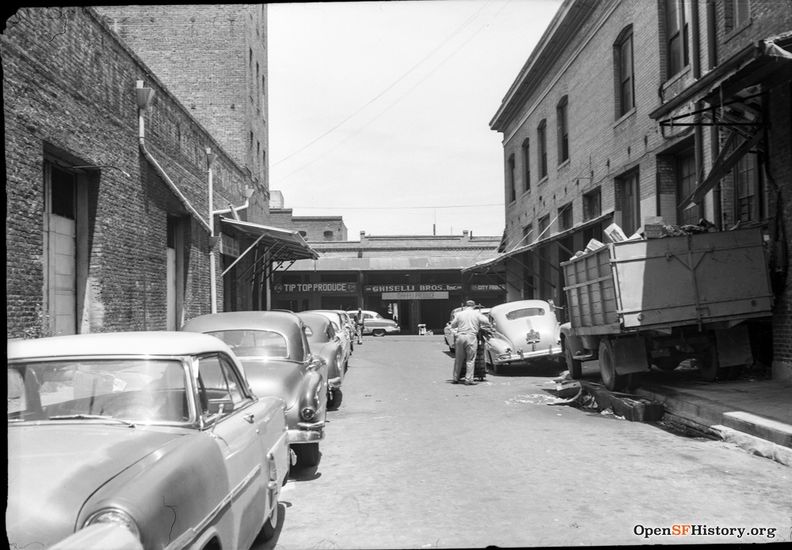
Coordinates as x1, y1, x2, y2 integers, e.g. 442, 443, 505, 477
258, 500, 278, 541
327, 388, 343, 410
564, 342, 582, 379
372, 329, 385, 337
294, 442, 320, 468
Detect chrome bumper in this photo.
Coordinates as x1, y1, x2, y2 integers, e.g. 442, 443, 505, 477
288, 422, 325, 444
493, 345, 562, 365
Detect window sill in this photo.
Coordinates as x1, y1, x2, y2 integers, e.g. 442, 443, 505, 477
725, 19, 752, 43
538, 176, 549, 186
613, 107, 637, 128
557, 159, 571, 171
662, 66, 691, 90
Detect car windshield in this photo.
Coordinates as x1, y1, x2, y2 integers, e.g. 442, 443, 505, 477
505, 307, 546, 320
208, 329, 289, 359
8, 359, 190, 424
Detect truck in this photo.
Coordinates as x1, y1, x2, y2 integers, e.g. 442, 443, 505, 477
559, 227, 773, 391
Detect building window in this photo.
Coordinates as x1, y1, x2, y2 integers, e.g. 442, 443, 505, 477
558, 203, 573, 231
538, 214, 550, 239
733, 152, 762, 223
583, 187, 602, 221
521, 139, 531, 192
298, 230, 307, 238
537, 119, 547, 179
522, 222, 533, 244
676, 149, 697, 225
556, 97, 569, 163
507, 154, 516, 202
615, 170, 641, 235
323, 230, 334, 241
665, 0, 690, 77
614, 26, 635, 117
725, 0, 750, 33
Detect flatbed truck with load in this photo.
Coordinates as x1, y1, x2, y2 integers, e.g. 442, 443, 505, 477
559, 227, 773, 391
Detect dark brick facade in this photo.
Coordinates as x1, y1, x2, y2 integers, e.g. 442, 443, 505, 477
3, 7, 259, 337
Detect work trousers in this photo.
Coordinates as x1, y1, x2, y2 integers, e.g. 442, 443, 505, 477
453, 332, 478, 382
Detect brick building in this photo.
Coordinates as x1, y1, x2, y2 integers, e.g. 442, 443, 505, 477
468, 0, 792, 380
3, 7, 314, 338
271, 231, 505, 334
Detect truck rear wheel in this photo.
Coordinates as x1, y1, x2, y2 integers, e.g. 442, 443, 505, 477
564, 341, 583, 379
599, 338, 629, 391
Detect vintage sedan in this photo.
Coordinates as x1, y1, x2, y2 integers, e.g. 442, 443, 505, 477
306, 310, 352, 368
485, 300, 563, 372
7, 331, 288, 550
297, 312, 346, 410
356, 309, 401, 336
182, 311, 328, 468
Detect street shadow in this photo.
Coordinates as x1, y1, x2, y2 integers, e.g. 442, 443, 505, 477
488, 358, 565, 378
289, 463, 322, 482
252, 501, 289, 550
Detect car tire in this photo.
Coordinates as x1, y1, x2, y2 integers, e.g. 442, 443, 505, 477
372, 329, 385, 337
258, 501, 278, 541
294, 442, 320, 468
327, 388, 343, 410
599, 338, 629, 391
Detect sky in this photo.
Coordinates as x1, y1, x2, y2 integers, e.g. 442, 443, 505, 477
268, 0, 562, 239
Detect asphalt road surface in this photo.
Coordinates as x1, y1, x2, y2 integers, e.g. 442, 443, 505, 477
254, 335, 792, 549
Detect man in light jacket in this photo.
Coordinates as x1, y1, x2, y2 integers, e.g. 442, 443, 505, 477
450, 300, 491, 385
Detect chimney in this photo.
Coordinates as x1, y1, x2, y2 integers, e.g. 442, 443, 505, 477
462, 230, 470, 239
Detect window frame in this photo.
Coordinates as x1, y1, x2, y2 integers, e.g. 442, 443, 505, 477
614, 26, 635, 117
665, 0, 690, 78
521, 138, 531, 192
537, 119, 548, 180
507, 153, 517, 203
556, 97, 569, 164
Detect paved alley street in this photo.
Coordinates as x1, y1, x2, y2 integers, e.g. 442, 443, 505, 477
257, 336, 792, 549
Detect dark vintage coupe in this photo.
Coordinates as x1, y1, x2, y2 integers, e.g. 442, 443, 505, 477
182, 310, 328, 468
7, 331, 289, 550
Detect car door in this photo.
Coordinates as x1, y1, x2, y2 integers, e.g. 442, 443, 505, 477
197, 353, 267, 550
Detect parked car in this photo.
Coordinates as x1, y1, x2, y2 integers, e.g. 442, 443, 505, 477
297, 311, 346, 410
7, 331, 288, 550
354, 309, 401, 336
444, 306, 491, 352
182, 311, 328, 468
306, 310, 352, 368
484, 300, 563, 372
333, 310, 357, 348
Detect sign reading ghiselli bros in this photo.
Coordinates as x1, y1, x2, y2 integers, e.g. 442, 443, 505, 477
364, 284, 463, 301
272, 282, 358, 294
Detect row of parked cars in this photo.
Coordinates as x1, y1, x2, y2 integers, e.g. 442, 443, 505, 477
7, 308, 360, 550
444, 299, 564, 372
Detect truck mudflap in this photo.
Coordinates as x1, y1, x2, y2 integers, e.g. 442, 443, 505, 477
611, 336, 650, 375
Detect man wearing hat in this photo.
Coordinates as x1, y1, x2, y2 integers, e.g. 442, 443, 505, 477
450, 300, 491, 385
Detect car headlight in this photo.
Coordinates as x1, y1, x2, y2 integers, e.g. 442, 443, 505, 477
300, 406, 316, 421
84, 508, 141, 541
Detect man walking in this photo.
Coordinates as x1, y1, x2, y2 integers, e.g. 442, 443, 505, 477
354, 308, 364, 345
450, 300, 491, 385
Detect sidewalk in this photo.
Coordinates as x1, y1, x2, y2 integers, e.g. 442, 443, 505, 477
634, 366, 792, 466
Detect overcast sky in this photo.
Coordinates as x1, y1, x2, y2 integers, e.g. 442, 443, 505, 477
268, 0, 562, 239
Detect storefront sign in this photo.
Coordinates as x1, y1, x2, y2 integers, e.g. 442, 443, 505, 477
470, 284, 504, 292
272, 282, 357, 294
365, 283, 462, 293
381, 291, 449, 300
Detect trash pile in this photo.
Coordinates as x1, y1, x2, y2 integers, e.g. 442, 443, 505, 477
568, 217, 718, 261
543, 373, 665, 423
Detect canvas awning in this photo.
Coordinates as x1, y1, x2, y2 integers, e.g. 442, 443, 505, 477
219, 217, 319, 282
462, 210, 614, 273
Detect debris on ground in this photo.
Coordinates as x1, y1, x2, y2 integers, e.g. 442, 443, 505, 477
543, 380, 664, 422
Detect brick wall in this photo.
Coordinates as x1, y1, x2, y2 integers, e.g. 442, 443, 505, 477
3, 7, 259, 337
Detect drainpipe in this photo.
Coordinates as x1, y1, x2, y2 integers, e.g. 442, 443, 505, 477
206, 148, 217, 313
136, 81, 211, 233
706, 0, 722, 226
691, 2, 705, 222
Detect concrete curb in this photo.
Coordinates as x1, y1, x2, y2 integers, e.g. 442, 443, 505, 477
711, 425, 792, 467
636, 386, 792, 467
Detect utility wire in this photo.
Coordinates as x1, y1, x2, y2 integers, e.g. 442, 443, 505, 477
288, 203, 503, 210
273, 1, 506, 184
271, 0, 496, 168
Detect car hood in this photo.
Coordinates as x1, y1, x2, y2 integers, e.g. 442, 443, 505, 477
240, 359, 304, 405
7, 424, 184, 547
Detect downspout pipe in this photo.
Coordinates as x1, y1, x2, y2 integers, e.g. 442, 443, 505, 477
691, 1, 705, 222
137, 101, 211, 233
